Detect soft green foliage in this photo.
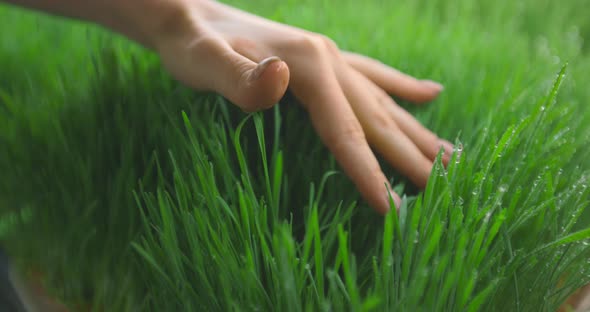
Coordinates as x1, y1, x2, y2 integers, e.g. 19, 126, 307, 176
1, 0, 589, 311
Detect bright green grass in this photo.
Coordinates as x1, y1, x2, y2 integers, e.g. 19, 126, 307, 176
1, 0, 590, 311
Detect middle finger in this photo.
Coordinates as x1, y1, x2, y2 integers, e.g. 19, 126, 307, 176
368, 82, 454, 165
334, 64, 434, 188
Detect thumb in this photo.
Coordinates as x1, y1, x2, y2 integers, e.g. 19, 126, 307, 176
217, 54, 290, 112
168, 37, 290, 112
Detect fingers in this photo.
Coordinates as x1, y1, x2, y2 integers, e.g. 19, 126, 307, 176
161, 36, 290, 112
335, 65, 435, 189
342, 51, 443, 104
289, 59, 400, 214
370, 84, 454, 165
387, 100, 454, 164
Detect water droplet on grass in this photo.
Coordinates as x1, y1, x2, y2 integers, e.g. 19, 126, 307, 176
484, 212, 492, 223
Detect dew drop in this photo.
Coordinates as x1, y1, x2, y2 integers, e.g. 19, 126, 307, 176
484, 212, 492, 223
457, 197, 464, 206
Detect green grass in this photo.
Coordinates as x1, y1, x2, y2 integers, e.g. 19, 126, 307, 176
1, 0, 590, 311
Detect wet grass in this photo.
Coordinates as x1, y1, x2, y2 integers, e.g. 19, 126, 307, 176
1, 0, 589, 311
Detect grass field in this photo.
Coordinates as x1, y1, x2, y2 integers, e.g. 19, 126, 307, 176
1, 0, 590, 311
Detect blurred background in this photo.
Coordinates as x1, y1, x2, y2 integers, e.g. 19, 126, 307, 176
1, 0, 589, 311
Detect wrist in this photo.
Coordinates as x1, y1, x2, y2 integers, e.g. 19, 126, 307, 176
93, 0, 216, 49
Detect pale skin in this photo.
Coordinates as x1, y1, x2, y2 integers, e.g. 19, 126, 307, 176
4, 0, 454, 215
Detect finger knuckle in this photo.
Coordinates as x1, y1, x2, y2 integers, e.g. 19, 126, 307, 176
364, 111, 400, 142
281, 35, 326, 57
374, 91, 392, 105
317, 35, 339, 55
188, 35, 222, 53
328, 122, 366, 151
373, 112, 399, 133
229, 37, 257, 54
153, 4, 200, 40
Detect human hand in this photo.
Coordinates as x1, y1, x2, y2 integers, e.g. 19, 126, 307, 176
109, 0, 454, 214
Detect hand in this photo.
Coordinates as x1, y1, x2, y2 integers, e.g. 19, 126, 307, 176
114, 0, 454, 214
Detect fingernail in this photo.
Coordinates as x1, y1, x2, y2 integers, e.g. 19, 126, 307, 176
385, 190, 402, 212
251, 56, 283, 81
393, 196, 402, 212
421, 80, 444, 92
439, 139, 454, 156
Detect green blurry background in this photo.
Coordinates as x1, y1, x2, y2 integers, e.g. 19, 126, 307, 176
1, 0, 589, 311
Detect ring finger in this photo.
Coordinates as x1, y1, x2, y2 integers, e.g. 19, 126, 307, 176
367, 81, 454, 165
334, 64, 434, 188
